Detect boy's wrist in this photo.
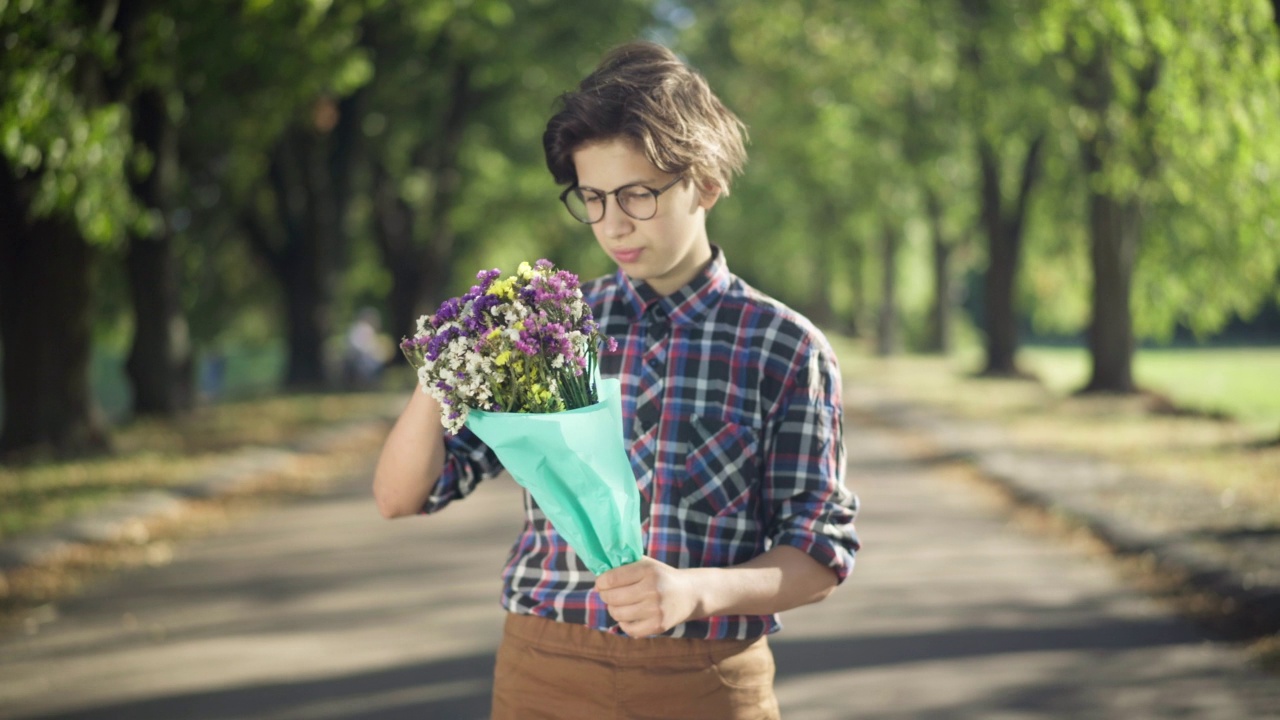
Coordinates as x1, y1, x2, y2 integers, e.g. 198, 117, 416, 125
685, 566, 722, 621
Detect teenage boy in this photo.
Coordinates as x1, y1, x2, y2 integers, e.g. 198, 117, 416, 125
373, 41, 859, 720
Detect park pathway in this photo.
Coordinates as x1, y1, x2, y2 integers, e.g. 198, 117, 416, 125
0, 415, 1277, 719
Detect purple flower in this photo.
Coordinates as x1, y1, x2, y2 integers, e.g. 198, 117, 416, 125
429, 299, 463, 333
470, 293, 502, 327
426, 325, 465, 361
464, 268, 501, 300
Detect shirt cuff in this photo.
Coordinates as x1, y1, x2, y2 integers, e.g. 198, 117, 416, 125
772, 528, 858, 585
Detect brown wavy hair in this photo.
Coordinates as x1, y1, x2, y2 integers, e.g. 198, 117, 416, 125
543, 41, 748, 197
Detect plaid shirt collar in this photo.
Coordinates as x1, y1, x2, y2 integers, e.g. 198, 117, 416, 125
616, 244, 732, 326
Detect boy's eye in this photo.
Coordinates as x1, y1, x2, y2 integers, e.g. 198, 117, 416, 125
619, 188, 651, 201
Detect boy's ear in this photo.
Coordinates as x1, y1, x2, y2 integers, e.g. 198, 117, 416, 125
697, 179, 722, 212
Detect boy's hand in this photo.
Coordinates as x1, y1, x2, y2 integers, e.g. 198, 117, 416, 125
595, 557, 700, 637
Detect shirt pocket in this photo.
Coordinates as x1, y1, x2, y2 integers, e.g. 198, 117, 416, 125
679, 414, 760, 518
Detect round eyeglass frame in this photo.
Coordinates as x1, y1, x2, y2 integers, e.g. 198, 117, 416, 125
559, 175, 686, 224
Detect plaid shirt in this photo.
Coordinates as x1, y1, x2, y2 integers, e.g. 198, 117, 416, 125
426, 246, 859, 640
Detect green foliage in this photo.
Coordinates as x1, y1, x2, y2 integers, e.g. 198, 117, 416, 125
175, 0, 370, 203
678, 1, 987, 328
1033, 0, 1280, 341
9, 0, 1280, 419
354, 0, 657, 297
0, 0, 139, 245
163, 0, 377, 353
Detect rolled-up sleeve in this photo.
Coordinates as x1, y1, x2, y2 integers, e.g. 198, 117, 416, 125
763, 337, 859, 583
422, 427, 504, 514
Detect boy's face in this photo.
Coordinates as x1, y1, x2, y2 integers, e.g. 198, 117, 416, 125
572, 138, 718, 297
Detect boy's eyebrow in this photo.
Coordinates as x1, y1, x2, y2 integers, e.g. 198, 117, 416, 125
577, 177, 665, 192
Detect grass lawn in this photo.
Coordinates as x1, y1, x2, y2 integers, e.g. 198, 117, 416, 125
832, 337, 1280, 514
1020, 345, 1280, 430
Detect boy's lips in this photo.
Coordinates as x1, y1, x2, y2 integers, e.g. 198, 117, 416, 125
612, 248, 643, 264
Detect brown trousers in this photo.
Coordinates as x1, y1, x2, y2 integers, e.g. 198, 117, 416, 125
491, 613, 781, 720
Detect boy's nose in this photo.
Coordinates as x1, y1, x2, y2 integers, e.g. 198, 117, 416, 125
600, 198, 634, 238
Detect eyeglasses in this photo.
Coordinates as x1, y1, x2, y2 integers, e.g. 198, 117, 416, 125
559, 175, 685, 224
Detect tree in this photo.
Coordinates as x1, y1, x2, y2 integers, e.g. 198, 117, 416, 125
109, 0, 195, 416
681, 1, 894, 338
877, 1, 977, 355
176, 0, 371, 389
1038, 0, 1280, 392
955, 0, 1054, 376
358, 4, 486, 344
0, 0, 139, 458
687, 1, 985, 356
356, 0, 657, 344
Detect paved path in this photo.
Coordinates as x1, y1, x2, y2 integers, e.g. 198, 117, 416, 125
1, 419, 1276, 719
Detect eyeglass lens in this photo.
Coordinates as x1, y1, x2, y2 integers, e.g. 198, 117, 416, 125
566, 186, 658, 223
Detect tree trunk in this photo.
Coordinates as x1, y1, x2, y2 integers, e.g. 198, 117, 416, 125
376, 58, 471, 337
125, 234, 194, 414
1082, 158, 1140, 393
0, 215, 111, 459
979, 144, 1019, 374
846, 242, 866, 337
252, 119, 356, 390
923, 189, 954, 354
806, 202, 838, 330
388, 266, 424, 348
875, 221, 899, 357
124, 87, 194, 415
982, 231, 1019, 373
382, 229, 454, 352
281, 251, 330, 389
926, 235, 954, 355
370, 160, 425, 351
382, 231, 422, 346
411, 64, 471, 311
109, 0, 195, 416
978, 136, 1043, 377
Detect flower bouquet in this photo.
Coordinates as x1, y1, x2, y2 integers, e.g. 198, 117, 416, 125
401, 260, 642, 574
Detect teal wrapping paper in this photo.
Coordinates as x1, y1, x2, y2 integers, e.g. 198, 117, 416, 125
464, 378, 643, 575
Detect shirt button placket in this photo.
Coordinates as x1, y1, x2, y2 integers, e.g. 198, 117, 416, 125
635, 306, 668, 434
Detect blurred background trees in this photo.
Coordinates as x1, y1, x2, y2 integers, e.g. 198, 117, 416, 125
2, 0, 1278, 459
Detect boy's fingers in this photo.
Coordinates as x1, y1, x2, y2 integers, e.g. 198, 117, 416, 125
594, 559, 648, 591
597, 580, 643, 606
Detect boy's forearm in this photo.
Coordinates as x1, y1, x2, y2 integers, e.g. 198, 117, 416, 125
372, 388, 447, 518
691, 545, 838, 619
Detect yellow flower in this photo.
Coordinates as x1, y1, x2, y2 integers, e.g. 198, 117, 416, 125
529, 383, 555, 406
487, 276, 517, 300
518, 261, 534, 280
495, 350, 511, 366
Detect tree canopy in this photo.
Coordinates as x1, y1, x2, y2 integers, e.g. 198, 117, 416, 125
3, 0, 1279, 457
